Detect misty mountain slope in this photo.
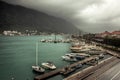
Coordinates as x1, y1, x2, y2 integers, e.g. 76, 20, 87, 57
0, 1, 79, 33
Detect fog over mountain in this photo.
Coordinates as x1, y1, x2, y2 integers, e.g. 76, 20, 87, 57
0, 1, 79, 34
2, 0, 120, 33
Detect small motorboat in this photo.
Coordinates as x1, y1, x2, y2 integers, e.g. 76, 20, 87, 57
62, 55, 77, 62
42, 61, 56, 70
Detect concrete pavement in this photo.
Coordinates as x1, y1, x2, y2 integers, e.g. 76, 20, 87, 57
97, 62, 120, 80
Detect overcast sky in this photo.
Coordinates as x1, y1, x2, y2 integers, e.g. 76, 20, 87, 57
2, 0, 120, 33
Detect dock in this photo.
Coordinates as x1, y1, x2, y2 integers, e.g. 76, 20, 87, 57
63, 46, 120, 80
34, 45, 120, 80
34, 56, 97, 80
34, 50, 120, 80
69, 56, 97, 68
64, 57, 119, 80
34, 69, 61, 80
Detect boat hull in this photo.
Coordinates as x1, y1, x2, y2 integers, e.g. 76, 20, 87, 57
41, 63, 56, 70
32, 66, 45, 73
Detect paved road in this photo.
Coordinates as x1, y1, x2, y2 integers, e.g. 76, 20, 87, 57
97, 62, 120, 80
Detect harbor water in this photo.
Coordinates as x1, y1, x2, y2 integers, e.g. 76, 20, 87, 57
0, 35, 71, 80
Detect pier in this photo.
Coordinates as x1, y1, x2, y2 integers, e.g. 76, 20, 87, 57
63, 45, 120, 80
34, 69, 61, 80
64, 57, 120, 80
34, 56, 97, 80
69, 56, 97, 68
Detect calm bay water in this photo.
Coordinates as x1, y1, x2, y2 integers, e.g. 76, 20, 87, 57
0, 35, 71, 80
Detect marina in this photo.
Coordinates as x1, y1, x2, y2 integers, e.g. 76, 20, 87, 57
34, 37, 119, 80
0, 35, 118, 80
64, 57, 119, 80
34, 56, 99, 80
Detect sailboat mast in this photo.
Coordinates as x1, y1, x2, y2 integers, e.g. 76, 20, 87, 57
36, 42, 38, 66
55, 34, 56, 41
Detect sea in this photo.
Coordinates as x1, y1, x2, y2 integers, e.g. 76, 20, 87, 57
0, 35, 72, 80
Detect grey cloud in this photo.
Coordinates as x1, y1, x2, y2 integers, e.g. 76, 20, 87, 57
2, 0, 120, 33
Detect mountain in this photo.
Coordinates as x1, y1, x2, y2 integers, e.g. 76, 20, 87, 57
0, 1, 79, 34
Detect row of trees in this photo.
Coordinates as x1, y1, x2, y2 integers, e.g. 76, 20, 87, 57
104, 38, 120, 48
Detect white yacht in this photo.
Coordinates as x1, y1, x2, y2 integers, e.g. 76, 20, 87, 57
42, 61, 56, 70
62, 55, 77, 62
71, 43, 92, 53
40, 39, 46, 42
70, 46, 82, 53
32, 65, 45, 73
32, 42, 45, 73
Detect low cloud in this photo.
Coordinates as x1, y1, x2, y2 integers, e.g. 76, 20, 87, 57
2, 0, 120, 33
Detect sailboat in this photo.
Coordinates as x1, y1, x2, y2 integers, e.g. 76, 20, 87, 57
32, 42, 45, 73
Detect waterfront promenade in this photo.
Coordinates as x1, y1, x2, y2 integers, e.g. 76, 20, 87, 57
64, 57, 120, 80
64, 44, 120, 80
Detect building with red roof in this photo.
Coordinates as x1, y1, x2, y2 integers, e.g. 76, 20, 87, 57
95, 30, 120, 38
111, 30, 120, 38
95, 31, 111, 38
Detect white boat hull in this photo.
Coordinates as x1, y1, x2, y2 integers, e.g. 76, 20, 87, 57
41, 63, 56, 70
32, 66, 45, 73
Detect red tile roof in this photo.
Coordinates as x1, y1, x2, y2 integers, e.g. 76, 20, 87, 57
111, 31, 120, 35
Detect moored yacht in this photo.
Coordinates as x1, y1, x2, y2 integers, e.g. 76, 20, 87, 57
42, 61, 56, 70
32, 42, 45, 73
70, 46, 82, 53
70, 43, 94, 53
62, 55, 77, 62
32, 66, 45, 73
70, 46, 90, 53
